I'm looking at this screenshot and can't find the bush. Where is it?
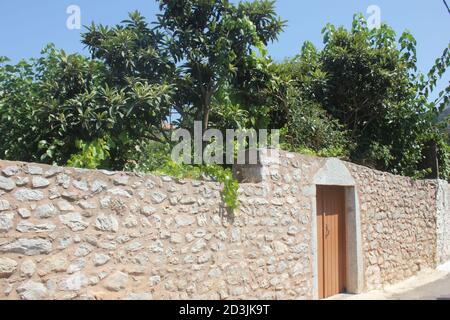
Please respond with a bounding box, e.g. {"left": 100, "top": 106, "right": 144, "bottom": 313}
{"left": 0, "top": 45, "right": 173, "bottom": 168}
{"left": 67, "top": 138, "right": 110, "bottom": 169}
{"left": 280, "top": 93, "right": 350, "bottom": 158}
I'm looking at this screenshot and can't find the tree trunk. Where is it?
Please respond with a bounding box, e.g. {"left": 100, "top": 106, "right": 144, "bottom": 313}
{"left": 203, "top": 106, "right": 210, "bottom": 130}
{"left": 422, "top": 140, "right": 439, "bottom": 179}
{"left": 201, "top": 88, "right": 213, "bottom": 130}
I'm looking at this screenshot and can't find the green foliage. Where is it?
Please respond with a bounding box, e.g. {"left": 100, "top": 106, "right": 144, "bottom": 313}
{"left": 1, "top": 6, "right": 449, "bottom": 184}
{"left": 0, "top": 45, "right": 104, "bottom": 164}
{"left": 277, "top": 14, "right": 450, "bottom": 179}
{"left": 437, "top": 139, "right": 450, "bottom": 179}
{"left": 83, "top": 2, "right": 285, "bottom": 131}
{"left": 267, "top": 44, "right": 350, "bottom": 159}
{"left": 279, "top": 96, "right": 350, "bottom": 158}
{"left": 0, "top": 45, "right": 173, "bottom": 169}
{"left": 125, "top": 140, "right": 239, "bottom": 212}
{"left": 0, "top": 1, "right": 284, "bottom": 210}
{"left": 159, "top": 162, "right": 239, "bottom": 212}
{"left": 203, "top": 164, "right": 239, "bottom": 212}
{"left": 209, "top": 85, "right": 250, "bottom": 130}
{"left": 67, "top": 138, "right": 110, "bottom": 169}
{"left": 124, "top": 140, "right": 171, "bottom": 173}
{"left": 319, "top": 17, "right": 424, "bottom": 172}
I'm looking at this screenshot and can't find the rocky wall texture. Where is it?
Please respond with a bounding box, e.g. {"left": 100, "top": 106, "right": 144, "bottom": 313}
{"left": 258, "top": 150, "right": 439, "bottom": 293}
{"left": 0, "top": 150, "right": 444, "bottom": 299}
{"left": 436, "top": 180, "right": 450, "bottom": 265}
{"left": 346, "top": 163, "right": 438, "bottom": 290}
{"left": 0, "top": 154, "right": 317, "bottom": 300}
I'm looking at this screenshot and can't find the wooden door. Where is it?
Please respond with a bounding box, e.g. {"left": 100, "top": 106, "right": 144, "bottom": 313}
{"left": 317, "top": 185, "right": 346, "bottom": 299}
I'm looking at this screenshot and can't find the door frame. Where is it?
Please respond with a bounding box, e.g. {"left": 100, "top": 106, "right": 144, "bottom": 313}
{"left": 311, "top": 159, "right": 364, "bottom": 299}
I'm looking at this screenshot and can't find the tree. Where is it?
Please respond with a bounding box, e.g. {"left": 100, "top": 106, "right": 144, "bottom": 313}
{"left": 0, "top": 45, "right": 104, "bottom": 164}
{"left": 0, "top": 44, "right": 173, "bottom": 169}
{"left": 82, "top": 1, "right": 285, "bottom": 131}
{"left": 279, "top": 15, "right": 450, "bottom": 178}
{"left": 1, "top": 1, "right": 285, "bottom": 169}
{"left": 274, "top": 42, "right": 350, "bottom": 157}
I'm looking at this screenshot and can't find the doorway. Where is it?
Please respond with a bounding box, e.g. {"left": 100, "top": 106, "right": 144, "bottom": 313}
{"left": 316, "top": 185, "right": 347, "bottom": 299}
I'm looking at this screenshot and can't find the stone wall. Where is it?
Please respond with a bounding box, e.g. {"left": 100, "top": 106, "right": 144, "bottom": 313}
{"left": 0, "top": 155, "right": 316, "bottom": 300}
{"left": 346, "top": 163, "right": 438, "bottom": 290}
{"left": 436, "top": 180, "right": 450, "bottom": 265}
{"left": 250, "top": 151, "right": 439, "bottom": 292}
{"left": 0, "top": 150, "right": 445, "bottom": 299}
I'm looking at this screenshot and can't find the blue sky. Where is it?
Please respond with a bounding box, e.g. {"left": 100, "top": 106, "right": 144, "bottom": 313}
{"left": 1, "top": 0, "right": 449, "bottom": 97}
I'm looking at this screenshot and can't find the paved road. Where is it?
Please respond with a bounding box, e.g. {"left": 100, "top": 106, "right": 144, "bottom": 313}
{"left": 336, "top": 270, "right": 450, "bottom": 300}
{"left": 389, "top": 274, "right": 450, "bottom": 300}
